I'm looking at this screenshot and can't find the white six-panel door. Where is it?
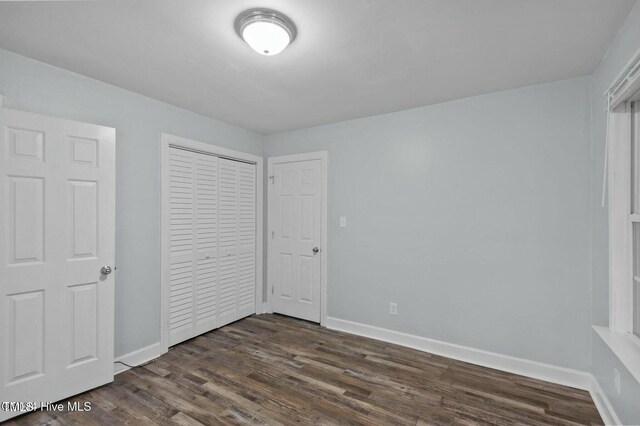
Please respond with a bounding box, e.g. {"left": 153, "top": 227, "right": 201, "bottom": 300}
{"left": 0, "top": 108, "right": 115, "bottom": 421}
{"left": 269, "top": 156, "right": 324, "bottom": 323}
{"left": 167, "top": 147, "right": 256, "bottom": 347}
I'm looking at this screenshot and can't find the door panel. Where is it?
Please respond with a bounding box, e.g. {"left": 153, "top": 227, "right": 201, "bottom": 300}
{"left": 218, "top": 158, "right": 256, "bottom": 325}
{"left": 237, "top": 162, "right": 256, "bottom": 318}
{"left": 0, "top": 108, "right": 115, "bottom": 422}
{"left": 270, "top": 158, "right": 322, "bottom": 322}
{"left": 68, "top": 180, "right": 98, "bottom": 259}
{"left": 193, "top": 153, "right": 218, "bottom": 335}
{"left": 279, "top": 253, "right": 293, "bottom": 298}
{"left": 299, "top": 255, "right": 314, "bottom": 302}
{"left": 167, "top": 148, "right": 196, "bottom": 345}
{"left": 69, "top": 136, "right": 98, "bottom": 166}
{"left": 68, "top": 282, "right": 98, "bottom": 365}
{"left": 6, "top": 291, "right": 44, "bottom": 384}
{"left": 6, "top": 176, "right": 44, "bottom": 265}
{"left": 218, "top": 158, "right": 238, "bottom": 326}
{"left": 6, "top": 127, "right": 44, "bottom": 161}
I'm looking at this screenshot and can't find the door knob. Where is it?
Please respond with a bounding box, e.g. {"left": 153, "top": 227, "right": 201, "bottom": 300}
{"left": 312, "top": 247, "right": 320, "bottom": 254}
{"left": 100, "top": 266, "right": 112, "bottom": 275}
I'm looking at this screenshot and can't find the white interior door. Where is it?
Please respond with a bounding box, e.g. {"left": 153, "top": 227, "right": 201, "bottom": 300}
{"left": 0, "top": 108, "right": 115, "bottom": 421}
{"left": 167, "top": 147, "right": 256, "bottom": 347}
{"left": 269, "top": 155, "right": 324, "bottom": 322}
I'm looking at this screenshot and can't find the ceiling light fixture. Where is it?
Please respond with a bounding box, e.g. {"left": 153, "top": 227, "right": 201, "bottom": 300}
{"left": 235, "top": 9, "right": 296, "bottom": 56}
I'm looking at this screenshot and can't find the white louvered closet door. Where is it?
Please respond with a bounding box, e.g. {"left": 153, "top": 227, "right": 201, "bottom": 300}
{"left": 168, "top": 148, "right": 198, "bottom": 345}
{"left": 218, "top": 158, "right": 256, "bottom": 327}
{"left": 237, "top": 161, "right": 257, "bottom": 318}
{"left": 167, "top": 148, "right": 255, "bottom": 346}
{"left": 193, "top": 153, "right": 219, "bottom": 335}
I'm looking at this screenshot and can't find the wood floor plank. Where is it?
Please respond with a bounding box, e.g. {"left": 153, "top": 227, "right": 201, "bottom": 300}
{"left": 8, "top": 314, "right": 603, "bottom": 426}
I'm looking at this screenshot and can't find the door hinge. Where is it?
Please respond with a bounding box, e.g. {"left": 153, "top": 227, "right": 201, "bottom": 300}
{"left": 271, "top": 286, "right": 274, "bottom": 294}
{"left": 271, "top": 230, "right": 274, "bottom": 239}
{"left": 269, "top": 175, "right": 274, "bottom": 184}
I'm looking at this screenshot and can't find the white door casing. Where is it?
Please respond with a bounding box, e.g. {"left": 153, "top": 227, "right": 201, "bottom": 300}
{"left": 160, "top": 134, "right": 263, "bottom": 353}
{"left": 268, "top": 152, "right": 327, "bottom": 323}
{"left": 0, "top": 108, "right": 115, "bottom": 421}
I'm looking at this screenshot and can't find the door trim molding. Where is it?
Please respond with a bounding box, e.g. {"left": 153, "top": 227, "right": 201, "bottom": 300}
{"left": 159, "top": 133, "right": 264, "bottom": 354}
{"left": 267, "top": 151, "right": 328, "bottom": 325}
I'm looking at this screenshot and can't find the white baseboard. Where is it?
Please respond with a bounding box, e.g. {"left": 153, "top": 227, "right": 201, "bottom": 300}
{"left": 588, "top": 376, "right": 623, "bottom": 425}
{"left": 114, "top": 342, "right": 162, "bottom": 375}
{"left": 325, "top": 316, "right": 626, "bottom": 424}
{"left": 325, "top": 317, "right": 591, "bottom": 389}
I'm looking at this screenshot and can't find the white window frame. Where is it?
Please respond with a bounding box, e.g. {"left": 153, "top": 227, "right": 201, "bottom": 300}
{"left": 595, "top": 49, "right": 640, "bottom": 386}
{"left": 609, "top": 96, "right": 640, "bottom": 344}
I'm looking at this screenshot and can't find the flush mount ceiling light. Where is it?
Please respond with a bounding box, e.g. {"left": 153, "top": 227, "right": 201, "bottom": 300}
{"left": 235, "top": 8, "right": 296, "bottom": 56}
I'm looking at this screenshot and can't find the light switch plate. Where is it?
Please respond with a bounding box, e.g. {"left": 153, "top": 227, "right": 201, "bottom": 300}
{"left": 340, "top": 216, "right": 347, "bottom": 227}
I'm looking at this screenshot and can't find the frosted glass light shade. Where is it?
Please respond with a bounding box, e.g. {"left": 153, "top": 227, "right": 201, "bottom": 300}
{"left": 235, "top": 9, "right": 297, "bottom": 56}
{"left": 242, "top": 21, "right": 291, "bottom": 56}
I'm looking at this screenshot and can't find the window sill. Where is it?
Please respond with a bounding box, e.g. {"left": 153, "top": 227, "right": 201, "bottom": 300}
{"left": 594, "top": 326, "right": 640, "bottom": 384}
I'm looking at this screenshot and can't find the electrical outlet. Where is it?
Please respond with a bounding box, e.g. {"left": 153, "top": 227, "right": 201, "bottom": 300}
{"left": 339, "top": 216, "right": 347, "bottom": 227}
{"left": 389, "top": 302, "right": 398, "bottom": 316}
{"left": 614, "top": 368, "right": 621, "bottom": 395}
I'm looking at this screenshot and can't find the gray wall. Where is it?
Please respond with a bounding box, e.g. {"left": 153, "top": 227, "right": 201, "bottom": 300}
{"left": 0, "top": 48, "right": 264, "bottom": 358}
{"left": 590, "top": 1, "right": 640, "bottom": 423}
{"left": 267, "top": 77, "right": 593, "bottom": 371}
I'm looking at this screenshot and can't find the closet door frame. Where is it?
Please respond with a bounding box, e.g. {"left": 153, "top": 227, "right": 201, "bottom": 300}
{"left": 159, "top": 133, "right": 263, "bottom": 354}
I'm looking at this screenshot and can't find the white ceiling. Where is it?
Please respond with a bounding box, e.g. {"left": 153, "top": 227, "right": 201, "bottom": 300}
{"left": 0, "top": 0, "right": 636, "bottom": 134}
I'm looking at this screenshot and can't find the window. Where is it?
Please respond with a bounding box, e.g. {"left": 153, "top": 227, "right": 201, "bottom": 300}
{"left": 610, "top": 88, "right": 640, "bottom": 345}
{"left": 599, "top": 51, "right": 640, "bottom": 383}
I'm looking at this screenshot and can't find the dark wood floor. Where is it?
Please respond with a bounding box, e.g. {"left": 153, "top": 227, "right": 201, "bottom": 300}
{"left": 7, "top": 314, "right": 602, "bottom": 425}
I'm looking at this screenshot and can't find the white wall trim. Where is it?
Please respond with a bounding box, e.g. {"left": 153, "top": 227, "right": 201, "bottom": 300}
{"left": 325, "top": 317, "right": 628, "bottom": 423}
{"left": 588, "top": 375, "right": 623, "bottom": 426}
{"left": 159, "top": 133, "right": 264, "bottom": 354}
{"left": 114, "top": 343, "right": 162, "bottom": 375}
{"left": 267, "top": 151, "right": 328, "bottom": 326}
{"left": 325, "top": 316, "right": 591, "bottom": 389}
